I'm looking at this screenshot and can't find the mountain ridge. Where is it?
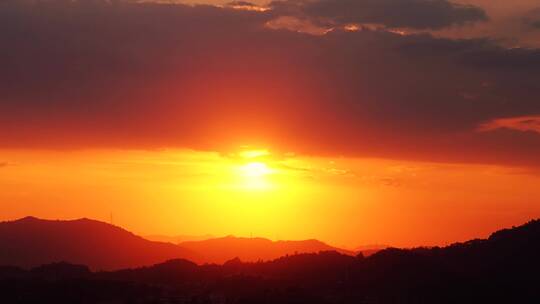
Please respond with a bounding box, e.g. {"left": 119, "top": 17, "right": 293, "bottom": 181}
{"left": 0, "top": 216, "right": 359, "bottom": 269}
{"left": 0, "top": 216, "right": 198, "bottom": 270}
{"left": 2, "top": 218, "right": 539, "bottom": 303}
{"left": 178, "top": 235, "right": 355, "bottom": 264}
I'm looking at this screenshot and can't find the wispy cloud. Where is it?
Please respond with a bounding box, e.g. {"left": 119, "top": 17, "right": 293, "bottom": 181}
{"left": 478, "top": 115, "right": 540, "bottom": 134}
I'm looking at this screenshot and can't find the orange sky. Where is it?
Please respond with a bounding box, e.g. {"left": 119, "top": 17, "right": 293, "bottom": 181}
{"left": 1, "top": 0, "right": 540, "bottom": 249}
{"left": 2, "top": 148, "right": 539, "bottom": 248}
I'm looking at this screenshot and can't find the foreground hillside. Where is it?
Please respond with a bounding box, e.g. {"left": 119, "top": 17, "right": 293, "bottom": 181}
{"left": 0, "top": 219, "right": 539, "bottom": 303}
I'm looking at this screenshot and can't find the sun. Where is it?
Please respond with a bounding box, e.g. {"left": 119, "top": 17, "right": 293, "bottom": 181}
{"left": 240, "top": 162, "right": 272, "bottom": 177}
{"left": 238, "top": 162, "right": 273, "bottom": 190}
{"left": 230, "top": 149, "right": 277, "bottom": 191}
{"left": 233, "top": 151, "right": 276, "bottom": 190}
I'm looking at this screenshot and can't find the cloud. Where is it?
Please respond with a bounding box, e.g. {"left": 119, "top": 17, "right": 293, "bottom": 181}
{"left": 1, "top": 0, "right": 540, "bottom": 166}
{"left": 227, "top": 1, "right": 269, "bottom": 11}
{"left": 424, "top": 1, "right": 540, "bottom": 48}
{"left": 268, "top": 0, "right": 488, "bottom": 30}
{"left": 519, "top": 7, "right": 540, "bottom": 30}
{"left": 228, "top": 0, "right": 258, "bottom": 5}
{"left": 479, "top": 116, "right": 540, "bottom": 134}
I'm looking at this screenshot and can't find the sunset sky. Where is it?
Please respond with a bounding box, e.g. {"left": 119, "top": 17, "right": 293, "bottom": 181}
{"left": 1, "top": 0, "right": 540, "bottom": 248}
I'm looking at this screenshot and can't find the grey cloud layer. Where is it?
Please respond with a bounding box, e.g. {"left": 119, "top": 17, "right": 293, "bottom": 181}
{"left": 268, "top": 0, "right": 488, "bottom": 29}
{"left": 1, "top": 0, "right": 540, "bottom": 165}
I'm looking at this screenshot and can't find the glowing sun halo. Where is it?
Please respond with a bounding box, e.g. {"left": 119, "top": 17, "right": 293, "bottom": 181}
{"left": 234, "top": 158, "right": 275, "bottom": 191}
{"left": 231, "top": 149, "right": 277, "bottom": 191}
{"left": 241, "top": 162, "right": 272, "bottom": 177}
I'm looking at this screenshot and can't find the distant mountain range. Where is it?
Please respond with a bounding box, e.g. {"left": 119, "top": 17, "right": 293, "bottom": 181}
{"left": 145, "top": 234, "right": 215, "bottom": 244}
{"left": 1, "top": 219, "right": 539, "bottom": 303}
{"left": 178, "top": 235, "right": 355, "bottom": 264}
{"left": 0, "top": 217, "right": 362, "bottom": 269}
{"left": 0, "top": 216, "right": 198, "bottom": 270}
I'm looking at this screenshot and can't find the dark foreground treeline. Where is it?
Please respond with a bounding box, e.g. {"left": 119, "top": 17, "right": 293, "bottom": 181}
{"left": 2, "top": 219, "right": 540, "bottom": 304}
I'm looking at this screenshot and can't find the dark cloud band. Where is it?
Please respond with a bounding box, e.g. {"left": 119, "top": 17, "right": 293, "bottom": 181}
{"left": 268, "top": 0, "right": 488, "bottom": 30}
{"left": 0, "top": 0, "right": 539, "bottom": 166}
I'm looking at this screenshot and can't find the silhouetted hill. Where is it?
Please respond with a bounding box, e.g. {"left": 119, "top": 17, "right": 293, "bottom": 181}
{"left": 354, "top": 244, "right": 389, "bottom": 257}
{"left": 178, "top": 235, "right": 355, "bottom": 264}
{"left": 346, "top": 219, "right": 540, "bottom": 303}
{"left": 0, "top": 217, "right": 199, "bottom": 270}
{"left": 1, "top": 219, "right": 540, "bottom": 303}
{"left": 0, "top": 217, "right": 357, "bottom": 270}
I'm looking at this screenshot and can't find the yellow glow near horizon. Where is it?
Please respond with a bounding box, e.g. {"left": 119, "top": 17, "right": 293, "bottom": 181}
{"left": 240, "top": 162, "right": 272, "bottom": 177}
{"left": 2, "top": 148, "right": 540, "bottom": 248}
{"left": 239, "top": 149, "right": 270, "bottom": 159}
{"left": 236, "top": 161, "right": 274, "bottom": 191}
